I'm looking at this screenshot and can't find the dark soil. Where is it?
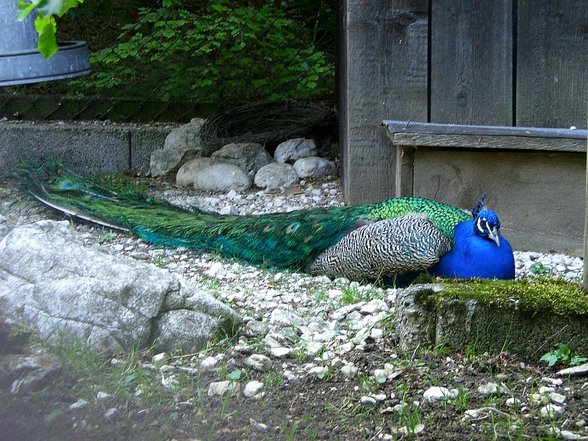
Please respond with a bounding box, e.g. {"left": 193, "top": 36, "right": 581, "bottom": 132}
{"left": 1, "top": 336, "right": 587, "bottom": 441}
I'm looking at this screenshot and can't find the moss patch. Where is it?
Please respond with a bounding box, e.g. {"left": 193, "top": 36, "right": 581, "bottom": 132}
{"left": 435, "top": 277, "right": 588, "bottom": 317}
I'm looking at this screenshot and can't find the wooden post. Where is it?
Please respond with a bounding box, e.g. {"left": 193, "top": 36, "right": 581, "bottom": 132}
{"left": 339, "top": 0, "right": 428, "bottom": 204}
{"left": 582, "top": 113, "right": 588, "bottom": 291}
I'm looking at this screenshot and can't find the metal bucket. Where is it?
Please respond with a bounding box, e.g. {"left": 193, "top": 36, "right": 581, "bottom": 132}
{"left": 0, "top": 0, "right": 90, "bottom": 86}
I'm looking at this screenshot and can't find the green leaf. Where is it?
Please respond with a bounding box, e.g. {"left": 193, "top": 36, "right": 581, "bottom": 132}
{"left": 17, "top": 0, "right": 41, "bottom": 21}
{"left": 227, "top": 369, "right": 242, "bottom": 381}
{"left": 571, "top": 356, "right": 588, "bottom": 366}
{"left": 35, "top": 16, "right": 59, "bottom": 59}
{"left": 540, "top": 352, "right": 559, "bottom": 367}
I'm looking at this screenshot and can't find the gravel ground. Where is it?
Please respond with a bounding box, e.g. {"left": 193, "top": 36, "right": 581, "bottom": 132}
{"left": 1, "top": 177, "right": 587, "bottom": 441}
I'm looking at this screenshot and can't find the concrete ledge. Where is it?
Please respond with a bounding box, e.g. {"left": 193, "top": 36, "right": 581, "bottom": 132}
{"left": 0, "top": 121, "right": 173, "bottom": 174}
{"left": 396, "top": 283, "right": 588, "bottom": 360}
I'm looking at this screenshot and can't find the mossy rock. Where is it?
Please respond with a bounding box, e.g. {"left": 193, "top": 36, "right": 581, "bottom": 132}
{"left": 395, "top": 278, "right": 588, "bottom": 360}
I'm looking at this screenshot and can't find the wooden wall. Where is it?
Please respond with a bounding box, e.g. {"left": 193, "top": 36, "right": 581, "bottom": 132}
{"left": 340, "top": 0, "right": 587, "bottom": 203}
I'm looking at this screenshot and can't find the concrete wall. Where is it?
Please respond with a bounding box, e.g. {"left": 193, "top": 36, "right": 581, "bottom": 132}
{"left": 413, "top": 149, "right": 585, "bottom": 256}
{"left": 0, "top": 121, "right": 172, "bottom": 174}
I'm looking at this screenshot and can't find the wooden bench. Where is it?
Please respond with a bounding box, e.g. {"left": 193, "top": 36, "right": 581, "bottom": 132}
{"left": 383, "top": 120, "right": 587, "bottom": 255}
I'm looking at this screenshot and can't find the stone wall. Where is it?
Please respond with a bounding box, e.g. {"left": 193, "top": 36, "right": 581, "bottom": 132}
{"left": 0, "top": 121, "right": 172, "bottom": 174}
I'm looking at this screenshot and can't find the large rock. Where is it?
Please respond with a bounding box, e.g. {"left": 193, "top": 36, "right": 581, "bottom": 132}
{"left": 293, "top": 156, "right": 336, "bottom": 179}
{"left": 211, "top": 142, "right": 273, "bottom": 177}
{"left": 193, "top": 163, "right": 251, "bottom": 192}
{"left": 176, "top": 157, "right": 213, "bottom": 186}
{"left": 0, "top": 220, "right": 240, "bottom": 353}
{"left": 274, "top": 138, "right": 317, "bottom": 163}
{"left": 150, "top": 118, "right": 208, "bottom": 177}
{"left": 254, "top": 163, "right": 299, "bottom": 190}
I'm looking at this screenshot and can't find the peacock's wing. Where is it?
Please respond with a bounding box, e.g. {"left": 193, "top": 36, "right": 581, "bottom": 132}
{"left": 307, "top": 214, "right": 452, "bottom": 281}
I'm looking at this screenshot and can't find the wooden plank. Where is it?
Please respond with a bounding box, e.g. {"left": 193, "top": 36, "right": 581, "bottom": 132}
{"left": 517, "top": 0, "right": 588, "bottom": 128}
{"left": 395, "top": 146, "right": 415, "bottom": 197}
{"left": 413, "top": 149, "right": 585, "bottom": 255}
{"left": 430, "top": 0, "right": 513, "bottom": 125}
{"left": 340, "top": 0, "right": 428, "bottom": 203}
{"left": 383, "top": 120, "right": 587, "bottom": 139}
{"left": 392, "top": 133, "right": 586, "bottom": 152}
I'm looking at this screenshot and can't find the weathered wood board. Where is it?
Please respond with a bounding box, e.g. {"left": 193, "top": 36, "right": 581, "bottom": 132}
{"left": 430, "top": 0, "right": 513, "bottom": 124}
{"left": 339, "top": 0, "right": 428, "bottom": 203}
{"left": 412, "top": 149, "right": 585, "bottom": 255}
{"left": 516, "top": 0, "right": 588, "bottom": 128}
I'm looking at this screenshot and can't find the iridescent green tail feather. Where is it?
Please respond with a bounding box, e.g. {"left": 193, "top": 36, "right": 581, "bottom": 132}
{"left": 17, "top": 164, "right": 472, "bottom": 271}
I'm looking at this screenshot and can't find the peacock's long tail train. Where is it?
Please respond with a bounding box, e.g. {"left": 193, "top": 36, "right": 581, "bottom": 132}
{"left": 17, "top": 163, "right": 472, "bottom": 272}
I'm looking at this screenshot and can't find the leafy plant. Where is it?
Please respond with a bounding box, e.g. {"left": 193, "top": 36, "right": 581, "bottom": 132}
{"left": 540, "top": 343, "right": 587, "bottom": 367}
{"left": 70, "top": 0, "right": 334, "bottom": 103}
{"left": 529, "top": 262, "right": 554, "bottom": 276}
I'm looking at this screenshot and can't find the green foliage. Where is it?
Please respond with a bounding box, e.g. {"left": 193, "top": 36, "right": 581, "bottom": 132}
{"left": 528, "top": 262, "right": 554, "bottom": 276}
{"left": 540, "top": 343, "right": 588, "bottom": 367}
{"left": 18, "top": 0, "right": 85, "bottom": 58}
{"left": 71, "top": 0, "right": 335, "bottom": 103}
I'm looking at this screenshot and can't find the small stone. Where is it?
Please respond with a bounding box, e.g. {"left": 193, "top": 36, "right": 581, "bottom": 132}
{"left": 305, "top": 341, "right": 325, "bottom": 356}
{"left": 269, "top": 308, "right": 304, "bottom": 327}
{"left": 243, "top": 381, "right": 264, "bottom": 398}
{"left": 104, "top": 407, "right": 120, "bottom": 421}
{"left": 539, "top": 386, "right": 556, "bottom": 394}
{"left": 550, "top": 392, "right": 567, "bottom": 404}
{"left": 373, "top": 393, "right": 387, "bottom": 401}
{"left": 250, "top": 418, "right": 268, "bottom": 432}
{"left": 151, "top": 352, "right": 168, "bottom": 364}
{"left": 245, "top": 320, "right": 270, "bottom": 337}
{"left": 69, "top": 399, "right": 89, "bottom": 410}
{"left": 340, "top": 365, "right": 358, "bottom": 379}
{"left": 477, "top": 382, "right": 502, "bottom": 396}
{"left": 542, "top": 377, "right": 563, "bottom": 386}
{"left": 308, "top": 366, "right": 329, "bottom": 378}
{"left": 505, "top": 397, "right": 520, "bottom": 407}
{"left": 207, "top": 381, "right": 240, "bottom": 397}
{"left": 200, "top": 356, "right": 218, "bottom": 371}
{"left": 338, "top": 342, "right": 354, "bottom": 354}
{"left": 360, "top": 396, "right": 377, "bottom": 405}
{"left": 540, "top": 404, "right": 564, "bottom": 419}
{"left": 245, "top": 354, "right": 272, "bottom": 372}
{"left": 96, "top": 391, "right": 114, "bottom": 405}
{"left": 398, "top": 424, "right": 424, "bottom": 436}
{"left": 423, "top": 386, "right": 458, "bottom": 403}
{"left": 557, "top": 363, "right": 588, "bottom": 377}
{"left": 370, "top": 328, "right": 384, "bottom": 339}
{"left": 559, "top": 430, "right": 588, "bottom": 440}
{"left": 270, "top": 347, "right": 291, "bottom": 358}
{"left": 530, "top": 393, "right": 549, "bottom": 405}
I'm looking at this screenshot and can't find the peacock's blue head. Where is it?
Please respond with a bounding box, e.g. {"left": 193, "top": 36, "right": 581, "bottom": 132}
{"left": 474, "top": 209, "right": 501, "bottom": 246}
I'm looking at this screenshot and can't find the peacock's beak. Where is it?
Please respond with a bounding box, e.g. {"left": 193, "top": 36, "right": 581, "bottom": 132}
{"left": 489, "top": 227, "right": 500, "bottom": 247}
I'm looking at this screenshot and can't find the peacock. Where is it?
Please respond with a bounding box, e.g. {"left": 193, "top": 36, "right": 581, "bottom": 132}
{"left": 16, "top": 163, "right": 515, "bottom": 283}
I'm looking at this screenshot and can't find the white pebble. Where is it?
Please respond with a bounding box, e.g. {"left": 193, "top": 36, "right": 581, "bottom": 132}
{"left": 243, "top": 381, "right": 264, "bottom": 398}
{"left": 423, "top": 386, "right": 458, "bottom": 403}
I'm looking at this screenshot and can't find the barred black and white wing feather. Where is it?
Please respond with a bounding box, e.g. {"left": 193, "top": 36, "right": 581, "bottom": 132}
{"left": 307, "top": 214, "right": 451, "bottom": 280}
